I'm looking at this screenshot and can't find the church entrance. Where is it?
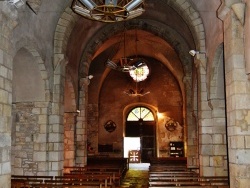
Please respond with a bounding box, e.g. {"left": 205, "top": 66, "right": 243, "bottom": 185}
{"left": 125, "top": 107, "right": 156, "bottom": 163}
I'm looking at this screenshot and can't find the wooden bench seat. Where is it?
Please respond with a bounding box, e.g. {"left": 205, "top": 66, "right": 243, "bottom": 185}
{"left": 149, "top": 166, "right": 188, "bottom": 172}
{"left": 148, "top": 180, "right": 229, "bottom": 187}
{"left": 64, "top": 171, "right": 117, "bottom": 185}
{"left": 55, "top": 174, "right": 114, "bottom": 187}
{"left": 148, "top": 158, "right": 228, "bottom": 188}
{"left": 148, "top": 171, "right": 199, "bottom": 177}
{"left": 44, "top": 179, "right": 107, "bottom": 187}
{"left": 64, "top": 166, "right": 124, "bottom": 185}
{"left": 148, "top": 176, "right": 229, "bottom": 187}
{"left": 11, "top": 174, "right": 112, "bottom": 188}
{"left": 11, "top": 179, "right": 43, "bottom": 188}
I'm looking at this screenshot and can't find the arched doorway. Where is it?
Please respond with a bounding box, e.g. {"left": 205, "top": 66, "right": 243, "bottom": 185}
{"left": 125, "top": 106, "right": 156, "bottom": 163}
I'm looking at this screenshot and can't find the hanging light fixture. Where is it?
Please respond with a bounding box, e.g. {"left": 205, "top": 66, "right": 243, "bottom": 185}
{"left": 71, "top": 0, "right": 145, "bottom": 22}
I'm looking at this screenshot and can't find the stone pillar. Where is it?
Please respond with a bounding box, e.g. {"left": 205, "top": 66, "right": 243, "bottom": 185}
{"left": 0, "top": 2, "right": 17, "bottom": 187}
{"left": 75, "top": 76, "right": 88, "bottom": 166}
{"left": 210, "top": 99, "right": 228, "bottom": 176}
{"left": 47, "top": 57, "right": 67, "bottom": 176}
{"left": 87, "top": 103, "right": 99, "bottom": 155}
{"left": 64, "top": 112, "right": 77, "bottom": 167}
{"left": 186, "top": 76, "right": 199, "bottom": 167}
{"left": 221, "top": 5, "right": 250, "bottom": 187}
{"left": 195, "top": 57, "right": 214, "bottom": 176}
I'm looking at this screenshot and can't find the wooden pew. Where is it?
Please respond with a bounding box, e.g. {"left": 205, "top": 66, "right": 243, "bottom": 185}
{"left": 11, "top": 175, "right": 54, "bottom": 188}
{"left": 149, "top": 171, "right": 198, "bottom": 176}
{"left": 64, "top": 165, "right": 125, "bottom": 185}
{"left": 55, "top": 174, "right": 114, "bottom": 187}
{"left": 44, "top": 179, "right": 108, "bottom": 188}
{"left": 149, "top": 157, "right": 187, "bottom": 166}
{"left": 11, "top": 174, "right": 112, "bottom": 188}
{"left": 148, "top": 157, "right": 228, "bottom": 188}
{"left": 64, "top": 171, "right": 115, "bottom": 185}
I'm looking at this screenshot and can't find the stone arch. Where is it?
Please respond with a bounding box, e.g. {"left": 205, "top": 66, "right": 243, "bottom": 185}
{"left": 54, "top": 1, "right": 206, "bottom": 72}
{"left": 168, "top": 0, "right": 206, "bottom": 50}
{"left": 13, "top": 40, "right": 50, "bottom": 100}
{"left": 53, "top": 7, "right": 79, "bottom": 61}
{"left": 123, "top": 103, "right": 158, "bottom": 122}
{"left": 11, "top": 45, "right": 51, "bottom": 175}
{"left": 53, "top": 0, "right": 207, "bottom": 166}
{"left": 12, "top": 47, "right": 48, "bottom": 102}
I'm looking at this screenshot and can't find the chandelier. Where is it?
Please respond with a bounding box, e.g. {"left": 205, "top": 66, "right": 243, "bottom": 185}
{"left": 71, "top": 0, "right": 145, "bottom": 22}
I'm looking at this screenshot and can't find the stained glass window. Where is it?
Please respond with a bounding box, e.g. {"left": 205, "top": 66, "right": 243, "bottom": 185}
{"left": 127, "top": 107, "right": 154, "bottom": 121}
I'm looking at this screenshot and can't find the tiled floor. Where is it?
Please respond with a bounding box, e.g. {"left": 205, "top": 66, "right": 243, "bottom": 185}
{"left": 120, "top": 163, "right": 149, "bottom": 188}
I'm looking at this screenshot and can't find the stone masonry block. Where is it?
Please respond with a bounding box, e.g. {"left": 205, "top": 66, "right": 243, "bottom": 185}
{"left": 37, "top": 162, "right": 47, "bottom": 172}
{"left": 213, "top": 134, "right": 223, "bottom": 144}
{"left": 2, "top": 162, "right": 11, "bottom": 174}
{"left": 48, "top": 133, "right": 61, "bottom": 142}
{"left": 214, "top": 145, "right": 227, "bottom": 156}
{"left": 201, "top": 118, "right": 213, "bottom": 127}
{"left": 49, "top": 152, "right": 61, "bottom": 161}
{"left": 33, "top": 152, "right": 46, "bottom": 162}
{"left": 214, "top": 167, "right": 228, "bottom": 176}
{"left": 61, "top": 12, "right": 73, "bottom": 21}
{"left": 201, "top": 134, "right": 212, "bottom": 144}
{"left": 0, "top": 133, "right": 10, "bottom": 147}
{"left": 38, "top": 115, "right": 47, "bottom": 124}
{"left": 200, "top": 155, "right": 210, "bottom": 166}
{"left": 65, "top": 151, "right": 74, "bottom": 159}
{"left": 40, "top": 124, "right": 47, "bottom": 134}
{"left": 200, "top": 126, "right": 213, "bottom": 134}
{"left": 236, "top": 149, "right": 250, "bottom": 164}
{"left": 210, "top": 156, "right": 224, "bottom": 167}
{"left": 53, "top": 143, "right": 63, "bottom": 151}
{"left": 213, "top": 118, "right": 226, "bottom": 126}
{"left": 200, "top": 145, "right": 213, "bottom": 155}
{"left": 245, "top": 136, "right": 250, "bottom": 148}
{"left": 203, "top": 166, "right": 215, "bottom": 176}
{"left": 58, "top": 18, "right": 70, "bottom": 27}
{"left": 34, "top": 133, "right": 46, "bottom": 143}
{"left": 49, "top": 115, "right": 60, "bottom": 124}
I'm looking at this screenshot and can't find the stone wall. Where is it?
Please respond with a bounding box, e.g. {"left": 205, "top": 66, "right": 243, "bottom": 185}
{"left": 0, "top": 2, "right": 17, "bottom": 187}
{"left": 11, "top": 102, "right": 50, "bottom": 175}
{"left": 223, "top": 7, "right": 250, "bottom": 187}
{"left": 158, "top": 117, "right": 183, "bottom": 157}
{"left": 64, "top": 113, "right": 77, "bottom": 167}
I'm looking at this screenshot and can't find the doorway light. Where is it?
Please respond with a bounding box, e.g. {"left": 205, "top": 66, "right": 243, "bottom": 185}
{"left": 71, "top": 0, "right": 145, "bottom": 22}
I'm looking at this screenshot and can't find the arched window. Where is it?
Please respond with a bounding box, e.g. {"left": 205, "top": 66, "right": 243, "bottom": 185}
{"left": 127, "top": 107, "right": 154, "bottom": 121}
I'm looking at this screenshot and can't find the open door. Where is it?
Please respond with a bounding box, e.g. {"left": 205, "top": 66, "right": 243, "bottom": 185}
{"left": 125, "top": 107, "right": 156, "bottom": 163}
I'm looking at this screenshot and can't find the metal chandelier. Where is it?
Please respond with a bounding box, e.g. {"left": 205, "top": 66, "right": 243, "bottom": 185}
{"left": 71, "top": 0, "right": 145, "bottom": 22}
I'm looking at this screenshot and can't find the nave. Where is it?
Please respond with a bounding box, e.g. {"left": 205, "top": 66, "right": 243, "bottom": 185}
{"left": 11, "top": 158, "right": 229, "bottom": 188}
{"left": 120, "top": 163, "right": 149, "bottom": 188}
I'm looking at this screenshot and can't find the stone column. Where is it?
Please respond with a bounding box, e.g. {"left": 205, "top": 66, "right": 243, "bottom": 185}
{"left": 75, "top": 76, "right": 89, "bottom": 166}
{"left": 221, "top": 5, "right": 250, "bottom": 187}
{"left": 64, "top": 112, "right": 77, "bottom": 167}
{"left": 47, "top": 57, "right": 67, "bottom": 176}
{"left": 195, "top": 56, "right": 215, "bottom": 176}
{"left": 209, "top": 99, "right": 228, "bottom": 176}
{"left": 0, "top": 2, "right": 17, "bottom": 187}
{"left": 186, "top": 76, "right": 199, "bottom": 167}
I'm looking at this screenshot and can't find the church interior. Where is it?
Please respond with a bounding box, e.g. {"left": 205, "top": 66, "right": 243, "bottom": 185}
{"left": 1, "top": 0, "right": 250, "bottom": 187}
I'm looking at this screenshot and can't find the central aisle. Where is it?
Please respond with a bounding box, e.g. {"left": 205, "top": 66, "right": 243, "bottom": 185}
{"left": 120, "top": 163, "right": 149, "bottom": 188}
